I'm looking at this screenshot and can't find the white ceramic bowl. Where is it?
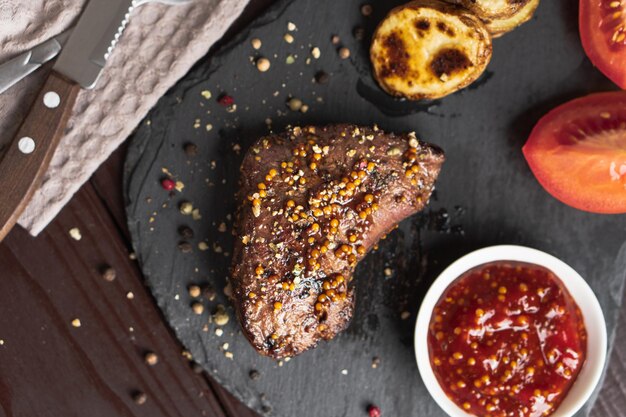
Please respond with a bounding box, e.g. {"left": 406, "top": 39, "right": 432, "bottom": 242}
{"left": 415, "top": 245, "right": 607, "bottom": 417}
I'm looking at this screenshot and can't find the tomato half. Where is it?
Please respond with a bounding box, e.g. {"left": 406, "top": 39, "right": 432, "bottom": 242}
{"left": 523, "top": 92, "right": 626, "bottom": 214}
{"left": 580, "top": 0, "right": 626, "bottom": 88}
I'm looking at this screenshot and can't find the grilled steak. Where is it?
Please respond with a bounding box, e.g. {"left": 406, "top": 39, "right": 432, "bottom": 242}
{"left": 231, "top": 125, "right": 444, "bottom": 358}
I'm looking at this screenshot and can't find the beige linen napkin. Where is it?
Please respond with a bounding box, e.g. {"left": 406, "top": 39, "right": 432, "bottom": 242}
{"left": 0, "top": 0, "right": 249, "bottom": 235}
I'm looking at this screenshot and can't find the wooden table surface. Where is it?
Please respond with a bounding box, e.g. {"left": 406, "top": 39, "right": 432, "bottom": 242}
{"left": 1, "top": 2, "right": 625, "bottom": 416}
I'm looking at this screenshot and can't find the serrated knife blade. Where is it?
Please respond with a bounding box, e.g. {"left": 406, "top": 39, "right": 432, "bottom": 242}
{"left": 54, "top": 0, "right": 135, "bottom": 88}
{"left": 0, "top": 0, "right": 140, "bottom": 241}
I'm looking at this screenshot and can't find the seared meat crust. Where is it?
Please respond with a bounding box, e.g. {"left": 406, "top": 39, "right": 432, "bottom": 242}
{"left": 231, "top": 125, "right": 444, "bottom": 358}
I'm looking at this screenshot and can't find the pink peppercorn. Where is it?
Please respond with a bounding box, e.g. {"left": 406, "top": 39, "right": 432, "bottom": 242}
{"left": 367, "top": 405, "right": 381, "bottom": 417}
{"left": 218, "top": 94, "right": 234, "bottom": 107}
{"left": 161, "top": 178, "right": 175, "bottom": 191}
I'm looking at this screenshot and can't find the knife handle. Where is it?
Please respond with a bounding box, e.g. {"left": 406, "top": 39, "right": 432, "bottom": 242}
{"left": 0, "top": 71, "right": 80, "bottom": 241}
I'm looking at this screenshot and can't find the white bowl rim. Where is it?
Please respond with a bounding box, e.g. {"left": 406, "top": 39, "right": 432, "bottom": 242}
{"left": 414, "top": 245, "right": 607, "bottom": 417}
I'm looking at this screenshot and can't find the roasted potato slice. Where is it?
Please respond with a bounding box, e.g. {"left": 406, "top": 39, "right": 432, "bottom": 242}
{"left": 370, "top": 0, "right": 492, "bottom": 100}
{"left": 482, "top": 0, "right": 540, "bottom": 37}
{"left": 448, "top": 0, "right": 531, "bottom": 20}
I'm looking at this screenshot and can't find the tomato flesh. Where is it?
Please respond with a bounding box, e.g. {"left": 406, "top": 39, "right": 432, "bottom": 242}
{"left": 580, "top": 0, "right": 626, "bottom": 88}
{"left": 523, "top": 92, "right": 626, "bottom": 214}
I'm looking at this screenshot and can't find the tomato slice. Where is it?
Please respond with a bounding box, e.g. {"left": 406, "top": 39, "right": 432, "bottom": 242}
{"left": 523, "top": 92, "right": 626, "bottom": 214}
{"left": 580, "top": 0, "right": 626, "bottom": 88}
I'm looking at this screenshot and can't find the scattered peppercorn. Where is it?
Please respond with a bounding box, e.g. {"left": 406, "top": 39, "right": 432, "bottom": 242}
{"left": 178, "top": 242, "right": 193, "bottom": 253}
{"left": 191, "top": 301, "right": 204, "bottom": 315}
{"left": 256, "top": 57, "right": 271, "bottom": 72}
{"left": 183, "top": 143, "right": 198, "bottom": 157}
{"left": 287, "top": 98, "right": 303, "bottom": 112}
{"left": 132, "top": 391, "right": 147, "bottom": 405}
{"left": 353, "top": 26, "right": 365, "bottom": 41}
{"left": 315, "top": 71, "right": 330, "bottom": 84}
{"left": 101, "top": 265, "right": 116, "bottom": 282}
{"left": 251, "top": 38, "right": 262, "bottom": 49}
{"left": 361, "top": 4, "right": 373, "bottom": 16}
{"left": 178, "top": 226, "right": 194, "bottom": 239}
{"left": 161, "top": 178, "right": 176, "bottom": 191}
{"left": 188, "top": 285, "right": 201, "bottom": 298}
{"left": 249, "top": 369, "right": 261, "bottom": 380}
{"left": 367, "top": 404, "right": 381, "bottom": 417}
{"left": 204, "top": 286, "right": 217, "bottom": 301}
{"left": 144, "top": 351, "right": 158, "bottom": 366}
{"left": 338, "top": 47, "right": 351, "bottom": 59}
{"left": 331, "top": 34, "right": 340, "bottom": 44}
{"left": 217, "top": 94, "right": 234, "bottom": 107}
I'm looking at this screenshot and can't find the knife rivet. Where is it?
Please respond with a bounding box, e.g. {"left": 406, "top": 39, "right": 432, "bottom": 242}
{"left": 18, "top": 137, "right": 36, "bottom": 154}
{"left": 43, "top": 91, "right": 60, "bottom": 109}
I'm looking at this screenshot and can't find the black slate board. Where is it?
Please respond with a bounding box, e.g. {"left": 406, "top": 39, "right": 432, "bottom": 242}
{"left": 124, "top": 1, "right": 626, "bottom": 416}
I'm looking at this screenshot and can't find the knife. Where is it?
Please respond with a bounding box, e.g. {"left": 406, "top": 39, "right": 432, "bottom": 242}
{"left": 0, "top": 0, "right": 137, "bottom": 241}
{"left": 0, "top": 30, "right": 72, "bottom": 95}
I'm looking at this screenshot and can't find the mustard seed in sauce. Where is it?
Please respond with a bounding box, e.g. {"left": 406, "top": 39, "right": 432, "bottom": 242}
{"left": 428, "top": 262, "right": 587, "bottom": 417}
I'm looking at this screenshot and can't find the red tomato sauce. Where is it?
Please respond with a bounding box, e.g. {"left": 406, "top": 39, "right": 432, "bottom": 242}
{"left": 428, "top": 262, "right": 587, "bottom": 417}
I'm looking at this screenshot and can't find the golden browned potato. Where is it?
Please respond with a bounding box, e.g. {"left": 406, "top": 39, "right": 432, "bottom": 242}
{"left": 482, "top": 0, "right": 540, "bottom": 37}
{"left": 448, "top": 0, "right": 530, "bottom": 20}
{"left": 370, "top": 0, "right": 492, "bottom": 100}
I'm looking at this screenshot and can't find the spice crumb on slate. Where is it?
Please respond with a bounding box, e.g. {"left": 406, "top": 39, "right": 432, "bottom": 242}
{"left": 101, "top": 266, "right": 116, "bottom": 282}
{"left": 287, "top": 21, "right": 296, "bottom": 31}
{"left": 251, "top": 38, "right": 262, "bottom": 49}
{"left": 188, "top": 285, "right": 201, "bottom": 298}
{"left": 198, "top": 241, "right": 209, "bottom": 251}
{"left": 256, "top": 57, "right": 271, "bottom": 72}
{"left": 178, "top": 242, "right": 193, "bottom": 253}
{"left": 205, "top": 123, "right": 213, "bottom": 132}
{"left": 371, "top": 356, "right": 381, "bottom": 369}
{"left": 225, "top": 351, "right": 234, "bottom": 360}
{"left": 311, "top": 47, "right": 321, "bottom": 59}
{"left": 213, "top": 305, "right": 229, "bottom": 326}
{"left": 339, "top": 47, "right": 351, "bottom": 59}
{"left": 285, "top": 55, "right": 295, "bottom": 65}
{"left": 71, "top": 318, "right": 81, "bottom": 328}
{"left": 384, "top": 267, "right": 393, "bottom": 277}
{"left": 192, "top": 209, "right": 202, "bottom": 220}
{"left": 69, "top": 227, "right": 82, "bottom": 241}
{"left": 178, "top": 226, "right": 194, "bottom": 239}
{"left": 331, "top": 34, "right": 340, "bottom": 44}
{"left": 367, "top": 404, "right": 381, "bottom": 417}
{"left": 249, "top": 369, "right": 261, "bottom": 380}
{"left": 179, "top": 201, "right": 193, "bottom": 215}
{"left": 400, "top": 311, "right": 411, "bottom": 320}
{"left": 144, "top": 351, "right": 158, "bottom": 366}
{"left": 132, "top": 391, "right": 147, "bottom": 405}
{"left": 183, "top": 143, "right": 198, "bottom": 157}
{"left": 215, "top": 328, "right": 223, "bottom": 336}
{"left": 175, "top": 181, "right": 184, "bottom": 192}
{"left": 341, "top": 369, "right": 349, "bottom": 375}
{"left": 283, "top": 33, "right": 294, "bottom": 44}
{"left": 361, "top": 4, "right": 373, "bottom": 16}
{"left": 200, "top": 90, "right": 212, "bottom": 99}
{"left": 191, "top": 302, "right": 204, "bottom": 315}
{"left": 218, "top": 222, "right": 227, "bottom": 232}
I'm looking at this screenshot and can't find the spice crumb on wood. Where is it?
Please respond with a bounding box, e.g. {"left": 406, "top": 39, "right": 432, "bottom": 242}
{"left": 132, "top": 391, "right": 147, "bottom": 405}
{"left": 100, "top": 266, "right": 116, "bottom": 281}
{"left": 71, "top": 318, "right": 81, "bottom": 328}
{"left": 68, "top": 228, "right": 82, "bottom": 241}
